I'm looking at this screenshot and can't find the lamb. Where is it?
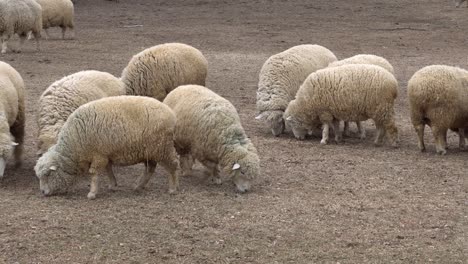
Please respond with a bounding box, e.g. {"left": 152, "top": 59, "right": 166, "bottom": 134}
{"left": 0, "top": 0, "right": 42, "bottom": 54}
{"left": 35, "top": 0, "right": 75, "bottom": 39}
{"left": 255, "top": 44, "right": 337, "bottom": 136}
{"left": 34, "top": 96, "right": 180, "bottom": 199}
{"left": 327, "top": 54, "right": 395, "bottom": 139}
{"left": 284, "top": 64, "right": 399, "bottom": 147}
{"left": 407, "top": 65, "right": 468, "bottom": 155}
{"left": 0, "top": 61, "right": 25, "bottom": 178}
{"left": 121, "top": 43, "right": 208, "bottom": 101}
{"left": 36, "top": 70, "right": 125, "bottom": 156}
{"left": 163, "top": 85, "right": 260, "bottom": 193}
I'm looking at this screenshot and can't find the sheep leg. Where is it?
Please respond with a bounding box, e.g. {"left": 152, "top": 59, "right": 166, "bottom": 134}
{"left": 160, "top": 149, "right": 180, "bottom": 194}
{"left": 10, "top": 109, "right": 25, "bottom": 168}
{"left": 374, "top": 124, "right": 385, "bottom": 146}
{"left": 458, "top": 128, "right": 465, "bottom": 150}
{"left": 106, "top": 164, "right": 117, "bottom": 191}
{"left": 69, "top": 27, "right": 75, "bottom": 40}
{"left": 32, "top": 31, "right": 41, "bottom": 51}
{"left": 320, "top": 123, "right": 330, "bottom": 145}
{"left": 1, "top": 35, "right": 9, "bottom": 54}
{"left": 343, "top": 121, "right": 350, "bottom": 137}
{"left": 333, "top": 119, "right": 343, "bottom": 143}
{"left": 88, "top": 173, "right": 100, "bottom": 200}
{"left": 180, "top": 154, "right": 194, "bottom": 177}
{"left": 43, "top": 29, "right": 50, "bottom": 40}
{"left": 432, "top": 126, "right": 447, "bottom": 155}
{"left": 13, "top": 34, "right": 27, "bottom": 53}
{"left": 87, "top": 157, "right": 109, "bottom": 199}
{"left": 414, "top": 124, "right": 426, "bottom": 152}
{"left": 357, "top": 122, "right": 366, "bottom": 139}
{"left": 134, "top": 160, "right": 156, "bottom": 191}
{"left": 61, "top": 26, "right": 66, "bottom": 40}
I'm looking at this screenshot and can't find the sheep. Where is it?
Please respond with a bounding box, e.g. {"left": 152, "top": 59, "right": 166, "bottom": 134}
{"left": 163, "top": 85, "right": 260, "bottom": 193}
{"left": 121, "top": 43, "right": 208, "bottom": 101}
{"left": 456, "top": 0, "right": 466, "bottom": 7}
{"left": 255, "top": 44, "right": 337, "bottom": 136}
{"left": 34, "top": 96, "right": 180, "bottom": 199}
{"left": 284, "top": 64, "right": 398, "bottom": 147}
{"left": 35, "top": 0, "right": 75, "bottom": 39}
{"left": 36, "top": 70, "right": 125, "bottom": 156}
{"left": 0, "top": 61, "right": 25, "bottom": 178}
{"left": 408, "top": 65, "right": 468, "bottom": 155}
{"left": 0, "top": 0, "right": 42, "bottom": 54}
{"left": 327, "top": 54, "right": 395, "bottom": 139}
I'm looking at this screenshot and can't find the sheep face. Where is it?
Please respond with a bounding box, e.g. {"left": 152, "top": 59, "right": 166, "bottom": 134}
{"left": 256, "top": 110, "right": 285, "bottom": 136}
{"left": 284, "top": 115, "right": 310, "bottom": 140}
{"left": 34, "top": 148, "right": 75, "bottom": 196}
{"left": 0, "top": 133, "right": 16, "bottom": 178}
{"left": 228, "top": 152, "right": 259, "bottom": 193}
{"left": 37, "top": 134, "right": 55, "bottom": 157}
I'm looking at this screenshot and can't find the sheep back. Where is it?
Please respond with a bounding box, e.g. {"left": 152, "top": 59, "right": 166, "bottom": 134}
{"left": 328, "top": 54, "right": 394, "bottom": 74}
{"left": 121, "top": 43, "right": 208, "bottom": 101}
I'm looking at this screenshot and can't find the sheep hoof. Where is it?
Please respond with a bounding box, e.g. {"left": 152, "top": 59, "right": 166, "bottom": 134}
{"left": 87, "top": 192, "right": 97, "bottom": 200}
{"left": 168, "top": 188, "right": 177, "bottom": 195}
{"left": 437, "top": 149, "right": 447, "bottom": 155}
{"left": 320, "top": 139, "right": 328, "bottom": 145}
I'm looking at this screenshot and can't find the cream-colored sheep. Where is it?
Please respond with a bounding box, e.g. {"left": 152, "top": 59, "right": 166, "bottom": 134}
{"left": 408, "top": 65, "right": 468, "bottom": 155}
{"left": 0, "top": 61, "right": 25, "bottom": 177}
{"left": 328, "top": 54, "right": 395, "bottom": 139}
{"left": 163, "top": 85, "right": 259, "bottom": 193}
{"left": 35, "top": 0, "right": 74, "bottom": 39}
{"left": 35, "top": 96, "right": 180, "bottom": 199}
{"left": 36, "top": 70, "right": 125, "bottom": 156}
{"left": 0, "top": 0, "right": 42, "bottom": 54}
{"left": 284, "top": 64, "right": 398, "bottom": 147}
{"left": 255, "top": 44, "right": 337, "bottom": 136}
{"left": 121, "top": 43, "right": 208, "bottom": 101}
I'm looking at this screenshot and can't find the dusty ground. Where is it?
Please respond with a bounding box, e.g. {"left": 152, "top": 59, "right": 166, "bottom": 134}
{"left": 0, "top": 0, "right": 467, "bottom": 263}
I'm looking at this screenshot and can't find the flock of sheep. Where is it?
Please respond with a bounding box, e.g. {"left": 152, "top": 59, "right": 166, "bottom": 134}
{"left": 0, "top": 0, "right": 467, "bottom": 199}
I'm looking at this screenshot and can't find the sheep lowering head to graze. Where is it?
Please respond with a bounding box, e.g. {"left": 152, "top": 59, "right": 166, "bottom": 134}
{"left": 35, "top": 0, "right": 75, "bottom": 39}
{"left": 35, "top": 96, "right": 180, "bottom": 199}
{"left": 408, "top": 65, "right": 468, "bottom": 155}
{"left": 255, "top": 44, "right": 337, "bottom": 136}
{"left": 327, "top": 54, "right": 395, "bottom": 139}
{"left": 36, "top": 70, "right": 125, "bottom": 156}
{"left": 284, "top": 64, "right": 399, "bottom": 147}
{"left": 0, "top": 61, "right": 25, "bottom": 177}
{"left": 0, "top": 0, "right": 42, "bottom": 54}
{"left": 121, "top": 43, "right": 208, "bottom": 101}
{"left": 163, "top": 85, "right": 260, "bottom": 193}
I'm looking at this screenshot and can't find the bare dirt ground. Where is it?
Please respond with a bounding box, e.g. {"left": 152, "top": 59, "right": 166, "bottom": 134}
{"left": 0, "top": 0, "right": 467, "bottom": 263}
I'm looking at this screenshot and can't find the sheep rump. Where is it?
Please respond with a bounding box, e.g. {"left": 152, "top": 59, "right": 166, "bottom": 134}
{"left": 256, "top": 44, "right": 337, "bottom": 136}
{"left": 35, "top": 0, "right": 75, "bottom": 39}
{"left": 408, "top": 65, "right": 468, "bottom": 155}
{"left": 121, "top": 43, "right": 208, "bottom": 101}
{"left": 36, "top": 70, "right": 125, "bottom": 156}
{"left": 0, "top": 61, "right": 25, "bottom": 178}
{"left": 163, "top": 85, "right": 260, "bottom": 193}
{"left": 284, "top": 64, "right": 398, "bottom": 147}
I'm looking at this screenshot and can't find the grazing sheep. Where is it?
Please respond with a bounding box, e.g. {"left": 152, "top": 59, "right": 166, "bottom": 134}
{"left": 284, "top": 64, "right": 398, "bottom": 147}
{"left": 35, "top": 96, "right": 180, "bottom": 199}
{"left": 255, "top": 44, "right": 337, "bottom": 136}
{"left": 328, "top": 54, "right": 395, "bottom": 139}
{"left": 121, "top": 43, "right": 208, "bottom": 101}
{"left": 0, "top": 61, "right": 25, "bottom": 178}
{"left": 36, "top": 70, "right": 125, "bottom": 156}
{"left": 163, "top": 85, "right": 259, "bottom": 193}
{"left": 35, "top": 0, "right": 75, "bottom": 39}
{"left": 408, "top": 65, "right": 468, "bottom": 155}
{"left": 456, "top": 0, "right": 466, "bottom": 7}
{"left": 0, "top": 0, "right": 42, "bottom": 54}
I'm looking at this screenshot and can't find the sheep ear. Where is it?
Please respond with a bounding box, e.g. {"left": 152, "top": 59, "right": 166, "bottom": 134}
{"left": 286, "top": 116, "right": 292, "bottom": 121}
{"left": 255, "top": 112, "right": 268, "bottom": 120}
{"left": 232, "top": 163, "right": 241, "bottom": 170}
{"left": 49, "top": 166, "right": 57, "bottom": 171}
{"left": 11, "top": 142, "right": 18, "bottom": 146}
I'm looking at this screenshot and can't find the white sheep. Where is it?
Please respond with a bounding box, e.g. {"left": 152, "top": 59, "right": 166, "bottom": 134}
{"left": 284, "top": 64, "right": 399, "bottom": 147}
{"left": 121, "top": 43, "right": 208, "bottom": 101}
{"left": 36, "top": 70, "right": 125, "bottom": 156}
{"left": 163, "top": 85, "right": 260, "bottom": 193}
{"left": 35, "top": 96, "right": 180, "bottom": 199}
{"left": 255, "top": 44, "right": 337, "bottom": 136}
{"left": 0, "top": 61, "right": 25, "bottom": 178}
{"left": 408, "top": 65, "right": 468, "bottom": 155}
{"left": 0, "top": 0, "right": 42, "bottom": 54}
{"left": 35, "top": 0, "right": 75, "bottom": 39}
{"left": 328, "top": 54, "right": 395, "bottom": 139}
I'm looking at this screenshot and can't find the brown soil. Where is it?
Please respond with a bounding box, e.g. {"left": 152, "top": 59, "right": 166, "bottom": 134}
{"left": 0, "top": 0, "right": 467, "bottom": 263}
